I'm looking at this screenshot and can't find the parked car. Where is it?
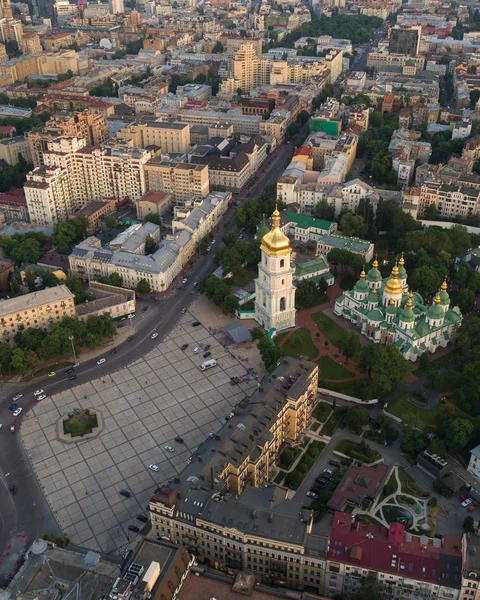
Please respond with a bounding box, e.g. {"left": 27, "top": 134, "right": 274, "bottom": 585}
{"left": 13, "top": 408, "right": 22, "bottom": 417}
{"left": 181, "top": 344, "right": 189, "bottom": 351}
{"left": 97, "top": 358, "right": 106, "bottom": 365}
{"left": 174, "top": 437, "right": 184, "bottom": 444}
{"left": 12, "top": 394, "right": 23, "bottom": 402}
{"left": 37, "top": 395, "right": 46, "bottom": 401}
{"left": 461, "top": 493, "right": 470, "bottom": 501}
{"left": 110, "top": 348, "right": 118, "bottom": 355}
{"left": 181, "top": 308, "right": 187, "bottom": 314}
{"left": 128, "top": 525, "right": 140, "bottom": 533}
{"left": 48, "top": 372, "right": 56, "bottom": 377}
{"left": 33, "top": 389, "right": 44, "bottom": 396}
{"left": 203, "top": 351, "right": 211, "bottom": 358}
{"left": 127, "top": 336, "right": 133, "bottom": 341}
{"left": 339, "top": 421, "right": 347, "bottom": 429}
{"left": 69, "top": 375, "right": 77, "bottom": 381}
{"left": 462, "top": 498, "right": 472, "bottom": 507}
{"left": 204, "top": 344, "right": 211, "bottom": 351}
{"left": 9, "top": 485, "right": 16, "bottom": 494}
{"left": 192, "top": 321, "right": 200, "bottom": 327}
{"left": 306, "top": 491, "right": 318, "bottom": 499}
{"left": 323, "top": 469, "right": 333, "bottom": 476}
{"left": 328, "top": 460, "right": 340, "bottom": 467}
{"left": 149, "top": 464, "right": 159, "bottom": 472}
{"left": 73, "top": 362, "right": 80, "bottom": 367}
{"left": 119, "top": 489, "right": 131, "bottom": 498}
{"left": 182, "top": 278, "right": 188, "bottom": 284}
{"left": 164, "top": 445, "right": 175, "bottom": 453}
{"left": 383, "top": 441, "right": 393, "bottom": 447}
{"left": 64, "top": 367, "right": 74, "bottom": 374}
{"left": 136, "top": 514, "right": 148, "bottom": 523}
{"left": 8, "top": 403, "right": 17, "bottom": 411}
{"left": 469, "top": 504, "right": 478, "bottom": 512}
{"left": 151, "top": 332, "right": 158, "bottom": 339}
{"left": 142, "top": 306, "right": 148, "bottom": 312}
{"left": 193, "top": 347, "right": 200, "bottom": 354}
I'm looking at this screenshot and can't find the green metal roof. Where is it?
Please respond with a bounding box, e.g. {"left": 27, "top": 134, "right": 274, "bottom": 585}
{"left": 285, "top": 211, "right": 333, "bottom": 232}
{"left": 295, "top": 256, "right": 329, "bottom": 277}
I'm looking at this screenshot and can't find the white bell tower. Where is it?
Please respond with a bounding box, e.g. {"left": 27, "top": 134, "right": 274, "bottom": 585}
{"left": 254, "top": 207, "right": 296, "bottom": 332}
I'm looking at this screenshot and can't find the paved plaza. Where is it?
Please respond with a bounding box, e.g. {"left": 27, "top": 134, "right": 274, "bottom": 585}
{"left": 20, "top": 315, "right": 255, "bottom": 553}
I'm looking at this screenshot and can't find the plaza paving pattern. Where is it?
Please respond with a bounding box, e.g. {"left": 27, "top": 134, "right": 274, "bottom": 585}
{"left": 20, "top": 315, "right": 255, "bottom": 553}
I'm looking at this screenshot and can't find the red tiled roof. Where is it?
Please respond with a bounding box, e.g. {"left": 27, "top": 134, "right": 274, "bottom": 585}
{"left": 0, "top": 126, "right": 15, "bottom": 134}
{"left": 328, "top": 463, "right": 392, "bottom": 511}
{"left": 327, "top": 512, "right": 462, "bottom": 585}
{"left": 0, "top": 189, "right": 26, "bottom": 206}
{"left": 140, "top": 191, "right": 170, "bottom": 205}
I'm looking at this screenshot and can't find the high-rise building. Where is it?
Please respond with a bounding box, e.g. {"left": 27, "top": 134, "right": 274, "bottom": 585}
{"left": 0, "top": 18, "right": 23, "bottom": 47}
{"left": 144, "top": 159, "right": 209, "bottom": 203}
{"left": 116, "top": 121, "right": 191, "bottom": 153}
{"left": 0, "top": 0, "right": 12, "bottom": 20}
{"left": 254, "top": 207, "right": 296, "bottom": 332}
{"left": 108, "top": 0, "right": 124, "bottom": 14}
{"left": 34, "top": 0, "right": 57, "bottom": 24}
{"left": 388, "top": 25, "right": 421, "bottom": 56}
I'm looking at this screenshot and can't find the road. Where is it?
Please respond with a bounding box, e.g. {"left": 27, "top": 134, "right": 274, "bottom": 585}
{"left": 350, "top": 23, "right": 388, "bottom": 72}
{"left": 0, "top": 141, "right": 292, "bottom": 564}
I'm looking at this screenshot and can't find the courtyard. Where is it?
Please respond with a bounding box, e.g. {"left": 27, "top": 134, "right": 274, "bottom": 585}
{"left": 20, "top": 314, "right": 257, "bottom": 553}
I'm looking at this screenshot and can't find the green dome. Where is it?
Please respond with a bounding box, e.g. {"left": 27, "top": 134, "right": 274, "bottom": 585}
{"left": 400, "top": 306, "right": 415, "bottom": 323}
{"left": 439, "top": 290, "right": 450, "bottom": 305}
{"left": 386, "top": 303, "right": 397, "bottom": 316}
{"left": 368, "top": 290, "right": 378, "bottom": 303}
{"left": 256, "top": 218, "right": 269, "bottom": 240}
{"left": 427, "top": 296, "right": 444, "bottom": 320}
{"left": 355, "top": 278, "right": 369, "bottom": 293}
{"left": 367, "top": 267, "right": 382, "bottom": 283}
{"left": 398, "top": 265, "right": 407, "bottom": 279}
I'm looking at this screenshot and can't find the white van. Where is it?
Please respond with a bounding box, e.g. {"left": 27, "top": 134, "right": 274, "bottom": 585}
{"left": 200, "top": 359, "right": 217, "bottom": 371}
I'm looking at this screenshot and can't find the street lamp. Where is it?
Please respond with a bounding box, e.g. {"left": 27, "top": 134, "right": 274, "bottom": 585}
{"left": 68, "top": 335, "right": 77, "bottom": 362}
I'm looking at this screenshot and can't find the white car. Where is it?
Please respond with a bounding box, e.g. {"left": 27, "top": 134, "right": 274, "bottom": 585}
{"left": 149, "top": 464, "right": 159, "bottom": 472}
{"left": 182, "top": 278, "right": 188, "bottom": 284}
{"left": 211, "top": 240, "right": 216, "bottom": 245}
{"left": 12, "top": 394, "right": 23, "bottom": 402}
{"left": 37, "top": 395, "right": 46, "bottom": 401}
{"left": 164, "top": 445, "right": 175, "bottom": 453}
{"left": 193, "top": 347, "right": 200, "bottom": 354}
{"left": 181, "top": 308, "right": 187, "bottom": 314}
{"left": 97, "top": 358, "right": 106, "bottom": 365}
{"left": 151, "top": 332, "right": 158, "bottom": 339}
{"left": 0, "top": 424, "right": 3, "bottom": 431}
{"left": 462, "top": 498, "right": 473, "bottom": 508}
{"left": 13, "top": 407, "right": 22, "bottom": 417}
{"left": 73, "top": 362, "right": 80, "bottom": 367}
{"left": 306, "top": 491, "right": 318, "bottom": 499}
{"left": 33, "top": 389, "right": 44, "bottom": 396}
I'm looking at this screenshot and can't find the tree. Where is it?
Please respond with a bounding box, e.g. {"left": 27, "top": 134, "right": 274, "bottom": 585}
{"left": 340, "top": 212, "right": 367, "bottom": 237}
{"left": 313, "top": 199, "right": 335, "bottom": 221}
{"left": 10, "top": 347, "right": 28, "bottom": 375}
{"left": 137, "top": 279, "right": 151, "bottom": 294}
{"left": 318, "top": 278, "right": 328, "bottom": 294}
{"left": 357, "top": 345, "right": 411, "bottom": 397}
{"left": 463, "top": 516, "right": 475, "bottom": 534}
{"left": 337, "top": 330, "right": 361, "bottom": 364}
{"left": 408, "top": 266, "right": 442, "bottom": 297}
{"left": 222, "top": 231, "right": 237, "bottom": 248}
{"left": 0, "top": 343, "right": 12, "bottom": 374}
{"left": 144, "top": 213, "right": 161, "bottom": 225}
{"left": 424, "top": 203, "right": 439, "bottom": 220}
{"left": 346, "top": 406, "right": 369, "bottom": 433}
{"left": 221, "top": 294, "right": 239, "bottom": 315}
{"left": 212, "top": 41, "right": 224, "bottom": 53}
{"left": 440, "top": 417, "right": 474, "bottom": 452}
{"left": 355, "top": 577, "right": 384, "bottom": 600}
{"left": 295, "top": 280, "right": 319, "bottom": 309}
{"left": 145, "top": 235, "right": 159, "bottom": 255}
{"left": 401, "top": 426, "right": 427, "bottom": 455}
{"left": 458, "top": 287, "right": 475, "bottom": 315}
{"left": 105, "top": 215, "right": 118, "bottom": 229}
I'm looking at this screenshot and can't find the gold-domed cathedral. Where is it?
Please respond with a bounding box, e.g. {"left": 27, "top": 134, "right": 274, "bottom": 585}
{"left": 334, "top": 258, "right": 462, "bottom": 362}
{"left": 254, "top": 206, "right": 296, "bottom": 332}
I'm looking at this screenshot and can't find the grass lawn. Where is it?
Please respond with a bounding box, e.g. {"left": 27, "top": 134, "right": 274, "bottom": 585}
{"left": 321, "top": 378, "right": 373, "bottom": 400}
{"left": 424, "top": 371, "right": 461, "bottom": 393}
{"left": 228, "top": 265, "right": 257, "bottom": 287}
{"left": 413, "top": 350, "right": 456, "bottom": 377}
{"left": 274, "top": 471, "right": 285, "bottom": 484}
{"left": 340, "top": 273, "right": 357, "bottom": 291}
{"left": 386, "top": 393, "right": 442, "bottom": 429}
{"left": 398, "top": 467, "right": 429, "bottom": 498}
{"left": 314, "top": 401, "right": 332, "bottom": 423}
{"left": 278, "top": 446, "right": 302, "bottom": 469}
{"left": 317, "top": 356, "right": 354, "bottom": 380}
{"left": 278, "top": 328, "right": 318, "bottom": 360}
{"left": 284, "top": 441, "right": 326, "bottom": 490}
{"left": 311, "top": 311, "right": 346, "bottom": 347}
{"left": 320, "top": 407, "right": 347, "bottom": 436}
{"left": 335, "top": 439, "right": 381, "bottom": 464}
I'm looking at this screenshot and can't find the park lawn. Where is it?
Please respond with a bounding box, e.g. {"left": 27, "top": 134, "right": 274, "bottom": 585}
{"left": 320, "top": 407, "right": 347, "bottom": 436}
{"left": 321, "top": 378, "right": 373, "bottom": 400}
{"left": 227, "top": 265, "right": 257, "bottom": 287}
{"left": 335, "top": 439, "right": 381, "bottom": 464}
{"left": 317, "top": 356, "right": 354, "bottom": 380}
{"left": 284, "top": 441, "right": 326, "bottom": 490}
{"left": 413, "top": 350, "right": 456, "bottom": 377}
{"left": 314, "top": 401, "right": 333, "bottom": 423}
{"left": 278, "top": 328, "right": 318, "bottom": 360}
{"left": 398, "top": 467, "right": 429, "bottom": 498}
{"left": 424, "top": 371, "right": 461, "bottom": 393}
{"left": 311, "top": 311, "right": 346, "bottom": 347}
{"left": 386, "top": 393, "right": 441, "bottom": 429}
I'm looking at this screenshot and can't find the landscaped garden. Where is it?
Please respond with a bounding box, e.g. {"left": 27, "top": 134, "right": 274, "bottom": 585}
{"left": 276, "top": 328, "right": 318, "bottom": 360}
{"left": 284, "top": 441, "right": 325, "bottom": 490}
{"left": 311, "top": 311, "right": 347, "bottom": 347}
{"left": 278, "top": 446, "right": 302, "bottom": 469}
{"left": 63, "top": 409, "right": 98, "bottom": 437}
{"left": 412, "top": 350, "right": 455, "bottom": 377}
{"left": 317, "top": 356, "right": 353, "bottom": 380}
{"left": 335, "top": 439, "right": 381, "bottom": 464}
{"left": 386, "top": 393, "right": 443, "bottom": 430}
{"left": 320, "top": 406, "right": 347, "bottom": 436}
{"left": 321, "top": 378, "right": 373, "bottom": 400}
{"left": 314, "top": 401, "right": 332, "bottom": 423}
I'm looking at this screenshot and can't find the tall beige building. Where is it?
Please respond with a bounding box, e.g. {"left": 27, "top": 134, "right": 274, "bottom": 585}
{"left": 0, "top": 18, "right": 22, "bottom": 46}
{"left": 116, "top": 121, "right": 191, "bottom": 153}
{"left": 25, "top": 138, "right": 152, "bottom": 226}
{"left": 144, "top": 159, "right": 209, "bottom": 203}
{"left": 28, "top": 111, "right": 109, "bottom": 168}
{"left": 0, "top": 285, "right": 75, "bottom": 342}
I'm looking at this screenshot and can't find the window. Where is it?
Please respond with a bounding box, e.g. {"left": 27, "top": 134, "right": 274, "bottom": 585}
{"left": 280, "top": 259, "right": 284, "bottom": 268}
{"left": 280, "top": 297, "right": 286, "bottom": 311}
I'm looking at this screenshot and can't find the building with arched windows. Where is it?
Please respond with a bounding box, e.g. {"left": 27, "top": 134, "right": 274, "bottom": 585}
{"left": 334, "top": 256, "right": 462, "bottom": 362}
{"left": 254, "top": 207, "right": 296, "bottom": 332}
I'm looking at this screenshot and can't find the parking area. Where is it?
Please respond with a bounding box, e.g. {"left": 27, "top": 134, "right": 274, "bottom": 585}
{"left": 20, "top": 315, "right": 256, "bottom": 553}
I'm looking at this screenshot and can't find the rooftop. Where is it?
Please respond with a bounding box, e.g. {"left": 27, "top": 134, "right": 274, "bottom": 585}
{"left": 283, "top": 210, "right": 333, "bottom": 232}
{"left": 0, "top": 285, "right": 74, "bottom": 318}
{"left": 328, "top": 463, "right": 392, "bottom": 511}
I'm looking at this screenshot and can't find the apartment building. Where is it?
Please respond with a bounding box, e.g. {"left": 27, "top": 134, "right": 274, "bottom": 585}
{"left": 0, "top": 189, "right": 28, "bottom": 221}
{"left": 69, "top": 192, "right": 230, "bottom": 292}
{"left": 25, "top": 138, "right": 152, "bottom": 226}
{"left": 461, "top": 534, "right": 480, "bottom": 600}
{"left": 0, "top": 135, "right": 30, "bottom": 165}
{"left": 0, "top": 18, "right": 22, "bottom": 46}
{"left": 144, "top": 159, "right": 209, "bottom": 203}
{"left": 156, "top": 108, "right": 261, "bottom": 137}
{"left": 419, "top": 181, "right": 480, "bottom": 219}
{"left": 37, "top": 50, "right": 79, "bottom": 76}
{"left": 116, "top": 121, "right": 191, "bottom": 153}
{"left": 28, "top": 111, "right": 109, "bottom": 168}
{"left": 76, "top": 199, "right": 116, "bottom": 233}
{"left": 306, "top": 133, "right": 358, "bottom": 171}
{"left": 0, "top": 285, "right": 75, "bottom": 342}
{"left": 0, "top": 55, "right": 39, "bottom": 83}
{"left": 326, "top": 512, "right": 461, "bottom": 600}
{"left": 149, "top": 358, "right": 330, "bottom": 593}
{"left": 22, "top": 33, "right": 42, "bottom": 55}
{"left": 136, "top": 191, "right": 173, "bottom": 220}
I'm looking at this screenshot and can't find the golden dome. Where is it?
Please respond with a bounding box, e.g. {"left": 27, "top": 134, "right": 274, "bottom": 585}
{"left": 406, "top": 290, "right": 413, "bottom": 308}
{"left": 435, "top": 293, "right": 441, "bottom": 304}
{"left": 360, "top": 266, "right": 366, "bottom": 279}
{"left": 372, "top": 288, "right": 377, "bottom": 295}
{"left": 372, "top": 256, "right": 379, "bottom": 269}
{"left": 399, "top": 252, "right": 405, "bottom": 267}
{"left": 441, "top": 277, "right": 448, "bottom": 292}
{"left": 260, "top": 206, "right": 291, "bottom": 256}
{"left": 383, "top": 262, "right": 403, "bottom": 295}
